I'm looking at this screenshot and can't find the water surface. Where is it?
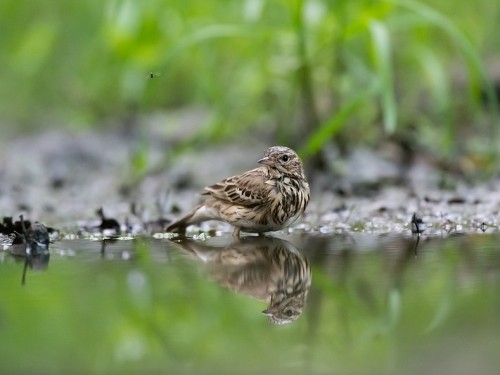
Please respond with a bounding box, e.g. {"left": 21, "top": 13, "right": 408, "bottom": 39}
{"left": 1, "top": 232, "right": 499, "bottom": 374}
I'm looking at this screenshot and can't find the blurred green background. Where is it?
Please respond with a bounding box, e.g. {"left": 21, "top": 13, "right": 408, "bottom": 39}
{"left": 1, "top": 0, "right": 499, "bottom": 169}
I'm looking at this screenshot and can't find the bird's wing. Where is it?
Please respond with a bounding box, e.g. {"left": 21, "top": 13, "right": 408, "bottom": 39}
{"left": 202, "top": 167, "right": 271, "bottom": 207}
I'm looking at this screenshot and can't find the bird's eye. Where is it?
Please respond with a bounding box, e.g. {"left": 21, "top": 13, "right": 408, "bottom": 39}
{"left": 281, "top": 155, "right": 289, "bottom": 162}
{"left": 285, "top": 309, "right": 293, "bottom": 317}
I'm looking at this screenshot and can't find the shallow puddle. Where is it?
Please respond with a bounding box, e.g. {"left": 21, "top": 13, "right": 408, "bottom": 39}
{"left": 1, "top": 232, "right": 500, "bottom": 374}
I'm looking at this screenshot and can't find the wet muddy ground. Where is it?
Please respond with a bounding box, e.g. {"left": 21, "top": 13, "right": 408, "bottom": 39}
{"left": 0, "top": 126, "right": 499, "bottom": 237}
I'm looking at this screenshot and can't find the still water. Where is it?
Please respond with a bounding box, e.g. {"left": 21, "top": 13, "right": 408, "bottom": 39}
{"left": 1, "top": 232, "right": 500, "bottom": 374}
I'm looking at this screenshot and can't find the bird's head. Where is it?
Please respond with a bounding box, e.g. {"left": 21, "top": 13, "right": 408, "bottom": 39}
{"left": 258, "top": 146, "right": 305, "bottom": 178}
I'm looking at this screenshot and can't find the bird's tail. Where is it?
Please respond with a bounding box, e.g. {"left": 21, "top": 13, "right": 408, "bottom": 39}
{"left": 165, "top": 204, "right": 206, "bottom": 234}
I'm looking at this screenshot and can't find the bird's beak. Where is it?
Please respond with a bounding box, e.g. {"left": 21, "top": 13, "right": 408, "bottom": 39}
{"left": 258, "top": 156, "right": 274, "bottom": 166}
{"left": 262, "top": 309, "right": 273, "bottom": 316}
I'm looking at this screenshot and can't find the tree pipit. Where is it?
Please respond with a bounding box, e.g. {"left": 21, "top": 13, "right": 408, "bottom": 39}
{"left": 166, "top": 146, "right": 310, "bottom": 237}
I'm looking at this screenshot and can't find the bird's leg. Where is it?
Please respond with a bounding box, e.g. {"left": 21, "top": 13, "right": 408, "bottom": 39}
{"left": 232, "top": 227, "right": 241, "bottom": 238}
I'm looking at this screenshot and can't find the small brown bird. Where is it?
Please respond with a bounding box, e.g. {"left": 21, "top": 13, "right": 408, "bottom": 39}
{"left": 166, "top": 146, "right": 310, "bottom": 237}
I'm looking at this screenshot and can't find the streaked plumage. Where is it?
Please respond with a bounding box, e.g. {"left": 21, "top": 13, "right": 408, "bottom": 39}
{"left": 177, "top": 236, "right": 311, "bottom": 324}
{"left": 166, "top": 146, "right": 310, "bottom": 237}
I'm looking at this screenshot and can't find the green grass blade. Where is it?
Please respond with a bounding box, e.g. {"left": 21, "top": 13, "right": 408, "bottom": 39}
{"left": 394, "top": 0, "right": 500, "bottom": 153}
{"left": 370, "top": 20, "right": 397, "bottom": 134}
{"left": 160, "top": 24, "right": 257, "bottom": 68}
{"left": 299, "top": 84, "right": 378, "bottom": 157}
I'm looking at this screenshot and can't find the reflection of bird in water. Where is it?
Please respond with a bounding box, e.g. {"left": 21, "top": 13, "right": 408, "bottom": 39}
{"left": 176, "top": 236, "right": 311, "bottom": 324}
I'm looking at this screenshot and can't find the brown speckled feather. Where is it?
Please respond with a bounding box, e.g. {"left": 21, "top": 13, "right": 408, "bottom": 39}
{"left": 202, "top": 167, "right": 271, "bottom": 207}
